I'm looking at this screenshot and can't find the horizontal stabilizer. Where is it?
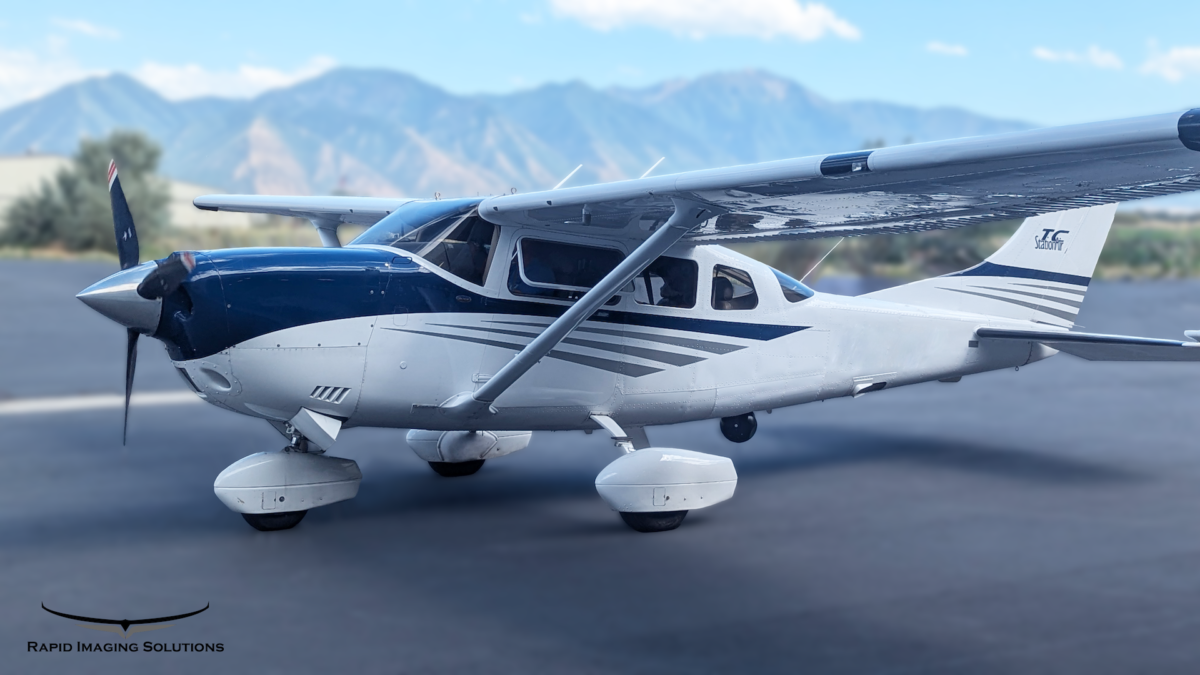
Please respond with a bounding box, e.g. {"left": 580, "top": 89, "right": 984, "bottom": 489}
{"left": 194, "top": 195, "right": 415, "bottom": 225}
{"left": 977, "top": 328, "right": 1200, "bottom": 362}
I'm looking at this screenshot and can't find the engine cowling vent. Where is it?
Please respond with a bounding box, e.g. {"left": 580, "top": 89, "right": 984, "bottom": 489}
{"left": 310, "top": 386, "right": 351, "bottom": 404}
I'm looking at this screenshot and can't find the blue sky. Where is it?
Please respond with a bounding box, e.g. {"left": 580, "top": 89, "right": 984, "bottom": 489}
{"left": 2, "top": 1, "right": 1199, "bottom": 126}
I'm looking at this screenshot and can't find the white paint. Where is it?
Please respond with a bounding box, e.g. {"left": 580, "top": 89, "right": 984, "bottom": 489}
{"left": 595, "top": 448, "right": 738, "bottom": 513}
{"left": 289, "top": 408, "right": 342, "bottom": 452}
{"left": 0, "top": 391, "right": 200, "bottom": 416}
{"left": 405, "top": 429, "right": 532, "bottom": 463}
{"left": 213, "top": 451, "right": 361, "bottom": 515}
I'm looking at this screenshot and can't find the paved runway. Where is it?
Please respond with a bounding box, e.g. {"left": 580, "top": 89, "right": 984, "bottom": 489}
{"left": 5, "top": 259, "right": 1200, "bottom": 674}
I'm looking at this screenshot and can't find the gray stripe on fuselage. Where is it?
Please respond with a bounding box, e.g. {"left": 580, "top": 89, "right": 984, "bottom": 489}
{"left": 427, "top": 323, "right": 705, "bottom": 367}
{"left": 939, "top": 288, "right": 1078, "bottom": 322}
{"left": 383, "top": 328, "right": 664, "bottom": 377}
{"left": 1011, "top": 283, "right": 1088, "bottom": 297}
{"left": 967, "top": 285, "right": 1084, "bottom": 309}
{"left": 486, "top": 320, "right": 746, "bottom": 355}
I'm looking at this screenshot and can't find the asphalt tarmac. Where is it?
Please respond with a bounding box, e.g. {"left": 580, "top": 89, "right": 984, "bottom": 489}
{"left": 5, "top": 259, "right": 1200, "bottom": 674}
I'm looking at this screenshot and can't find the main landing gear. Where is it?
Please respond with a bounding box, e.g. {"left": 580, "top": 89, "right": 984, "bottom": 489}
{"left": 407, "top": 429, "right": 531, "bottom": 478}
{"left": 590, "top": 415, "right": 738, "bottom": 533}
{"left": 428, "top": 459, "right": 485, "bottom": 477}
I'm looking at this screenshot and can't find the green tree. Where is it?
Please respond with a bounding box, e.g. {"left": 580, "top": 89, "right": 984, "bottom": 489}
{"left": 1, "top": 131, "right": 170, "bottom": 253}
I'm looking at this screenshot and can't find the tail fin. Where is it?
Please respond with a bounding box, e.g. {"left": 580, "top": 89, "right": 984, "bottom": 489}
{"left": 864, "top": 203, "right": 1117, "bottom": 328}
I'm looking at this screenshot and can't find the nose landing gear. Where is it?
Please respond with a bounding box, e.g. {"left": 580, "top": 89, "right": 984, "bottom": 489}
{"left": 620, "top": 510, "right": 688, "bottom": 533}
{"left": 214, "top": 415, "right": 362, "bottom": 532}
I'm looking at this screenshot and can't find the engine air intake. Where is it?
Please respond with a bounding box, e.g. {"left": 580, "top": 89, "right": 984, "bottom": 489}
{"left": 310, "top": 386, "right": 351, "bottom": 404}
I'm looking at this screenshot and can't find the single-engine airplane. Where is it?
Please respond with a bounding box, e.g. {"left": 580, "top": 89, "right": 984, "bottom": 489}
{"left": 78, "top": 109, "right": 1200, "bottom": 532}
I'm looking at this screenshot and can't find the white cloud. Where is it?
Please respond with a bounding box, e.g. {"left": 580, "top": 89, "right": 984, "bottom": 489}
{"left": 1032, "top": 45, "right": 1123, "bottom": 70}
{"left": 550, "top": 0, "right": 860, "bottom": 42}
{"left": 51, "top": 18, "right": 120, "bottom": 40}
{"left": 926, "top": 41, "right": 967, "bottom": 57}
{"left": 133, "top": 56, "right": 337, "bottom": 100}
{"left": 1141, "top": 45, "right": 1200, "bottom": 82}
{"left": 0, "top": 47, "right": 99, "bottom": 109}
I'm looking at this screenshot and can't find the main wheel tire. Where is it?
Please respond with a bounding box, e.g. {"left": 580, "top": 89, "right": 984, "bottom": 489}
{"left": 720, "top": 412, "right": 757, "bottom": 443}
{"left": 620, "top": 510, "right": 688, "bottom": 533}
{"left": 242, "top": 510, "right": 307, "bottom": 532}
{"left": 428, "top": 459, "right": 486, "bottom": 477}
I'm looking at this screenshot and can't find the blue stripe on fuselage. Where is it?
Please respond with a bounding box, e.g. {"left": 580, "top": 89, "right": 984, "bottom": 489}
{"left": 157, "top": 247, "right": 808, "bottom": 360}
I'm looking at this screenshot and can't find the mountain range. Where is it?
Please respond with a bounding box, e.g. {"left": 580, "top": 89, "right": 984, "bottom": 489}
{"left": 0, "top": 68, "right": 1031, "bottom": 198}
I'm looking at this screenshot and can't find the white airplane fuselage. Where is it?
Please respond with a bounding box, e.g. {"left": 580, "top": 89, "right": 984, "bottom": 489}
{"left": 173, "top": 239, "right": 1046, "bottom": 434}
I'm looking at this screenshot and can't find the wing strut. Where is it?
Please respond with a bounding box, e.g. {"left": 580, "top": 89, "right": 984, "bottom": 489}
{"left": 437, "top": 198, "right": 719, "bottom": 420}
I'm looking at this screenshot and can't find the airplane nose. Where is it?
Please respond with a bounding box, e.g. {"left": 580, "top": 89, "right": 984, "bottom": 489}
{"left": 76, "top": 262, "right": 163, "bottom": 334}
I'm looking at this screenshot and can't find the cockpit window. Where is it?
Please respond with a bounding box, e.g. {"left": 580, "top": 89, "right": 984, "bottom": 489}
{"left": 420, "top": 214, "right": 498, "bottom": 286}
{"left": 508, "top": 238, "right": 624, "bottom": 305}
{"left": 771, "top": 268, "right": 815, "bottom": 303}
{"left": 518, "top": 238, "right": 624, "bottom": 289}
{"left": 711, "top": 265, "right": 758, "bottom": 310}
{"left": 349, "top": 200, "right": 497, "bottom": 286}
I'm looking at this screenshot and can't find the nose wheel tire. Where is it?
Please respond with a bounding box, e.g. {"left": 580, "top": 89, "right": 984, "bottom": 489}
{"left": 242, "top": 510, "right": 307, "bottom": 532}
{"left": 428, "top": 459, "right": 486, "bottom": 477}
{"left": 619, "top": 510, "right": 688, "bottom": 533}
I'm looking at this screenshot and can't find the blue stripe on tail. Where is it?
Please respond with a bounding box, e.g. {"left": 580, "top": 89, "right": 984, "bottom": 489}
{"left": 947, "top": 261, "right": 1090, "bottom": 287}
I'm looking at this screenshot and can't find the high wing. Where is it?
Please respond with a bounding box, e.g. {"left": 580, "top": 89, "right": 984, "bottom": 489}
{"left": 977, "top": 328, "right": 1200, "bottom": 362}
{"left": 479, "top": 109, "right": 1200, "bottom": 243}
{"left": 196, "top": 110, "right": 1200, "bottom": 246}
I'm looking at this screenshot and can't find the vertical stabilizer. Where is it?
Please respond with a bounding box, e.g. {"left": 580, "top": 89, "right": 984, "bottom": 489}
{"left": 864, "top": 203, "right": 1117, "bottom": 327}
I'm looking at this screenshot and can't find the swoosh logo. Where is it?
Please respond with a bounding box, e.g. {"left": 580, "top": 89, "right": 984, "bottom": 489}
{"left": 42, "top": 603, "right": 209, "bottom": 637}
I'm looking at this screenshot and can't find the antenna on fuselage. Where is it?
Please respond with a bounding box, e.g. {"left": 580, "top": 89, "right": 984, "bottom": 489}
{"left": 553, "top": 165, "right": 583, "bottom": 190}
{"left": 800, "top": 237, "right": 844, "bottom": 283}
{"left": 639, "top": 157, "right": 665, "bottom": 179}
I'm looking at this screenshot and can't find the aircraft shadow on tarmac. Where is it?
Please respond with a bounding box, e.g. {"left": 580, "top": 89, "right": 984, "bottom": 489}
{"left": 1, "top": 422, "right": 1143, "bottom": 549}
{"left": 745, "top": 425, "right": 1145, "bottom": 486}
{"left": 342, "top": 424, "right": 1145, "bottom": 519}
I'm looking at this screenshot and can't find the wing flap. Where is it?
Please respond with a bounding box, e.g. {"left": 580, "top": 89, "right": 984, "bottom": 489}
{"left": 976, "top": 328, "right": 1200, "bottom": 362}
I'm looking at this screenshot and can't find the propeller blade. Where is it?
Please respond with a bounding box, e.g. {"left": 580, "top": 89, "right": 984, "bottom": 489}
{"left": 124, "top": 328, "right": 138, "bottom": 445}
{"left": 137, "top": 251, "right": 196, "bottom": 299}
{"left": 108, "top": 160, "right": 139, "bottom": 271}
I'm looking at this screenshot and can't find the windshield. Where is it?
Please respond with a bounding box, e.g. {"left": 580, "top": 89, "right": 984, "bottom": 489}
{"left": 771, "top": 268, "right": 815, "bottom": 303}
{"left": 349, "top": 198, "right": 481, "bottom": 249}
{"left": 350, "top": 198, "right": 500, "bottom": 286}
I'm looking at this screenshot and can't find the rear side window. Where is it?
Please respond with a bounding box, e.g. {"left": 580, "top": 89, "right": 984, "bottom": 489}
{"left": 711, "top": 265, "right": 758, "bottom": 310}
{"left": 508, "top": 238, "right": 624, "bottom": 304}
{"left": 634, "top": 256, "right": 698, "bottom": 309}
